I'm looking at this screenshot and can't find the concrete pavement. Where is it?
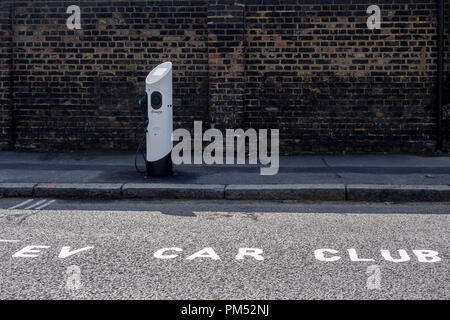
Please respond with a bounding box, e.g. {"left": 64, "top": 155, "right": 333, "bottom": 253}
{"left": 0, "top": 152, "right": 449, "bottom": 202}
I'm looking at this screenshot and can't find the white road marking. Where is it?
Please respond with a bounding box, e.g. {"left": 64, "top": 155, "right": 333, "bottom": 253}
{"left": 34, "top": 200, "right": 56, "bottom": 210}
{"left": 7, "top": 199, "right": 34, "bottom": 210}
{"left": 7, "top": 199, "right": 57, "bottom": 211}
{"left": 0, "top": 239, "right": 20, "bottom": 243}
{"left": 23, "top": 199, "right": 48, "bottom": 210}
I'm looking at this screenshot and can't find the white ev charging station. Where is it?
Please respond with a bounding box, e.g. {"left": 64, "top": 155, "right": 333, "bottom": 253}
{"left": 145, "top": 62, "right": 173, "bottom": 176}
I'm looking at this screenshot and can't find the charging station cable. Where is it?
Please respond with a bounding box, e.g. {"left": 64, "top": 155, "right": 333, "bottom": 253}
{"left": 135, "top": 94, "right": 149, "bottom": 175}
{"left": 134, "top": 121, "right": 148, "bottom": 175}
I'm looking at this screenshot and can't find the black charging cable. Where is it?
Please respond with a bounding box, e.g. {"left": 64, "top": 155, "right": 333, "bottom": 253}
{"left": 135, "top": 94, "right": 149, "bottom": 175}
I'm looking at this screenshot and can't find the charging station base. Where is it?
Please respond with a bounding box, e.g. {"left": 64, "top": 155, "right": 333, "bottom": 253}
{"left": 146, "top": 153, "right": 173, "bottom": 177}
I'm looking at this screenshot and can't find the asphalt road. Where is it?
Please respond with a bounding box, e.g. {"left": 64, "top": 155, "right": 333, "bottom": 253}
{"left": 0, "top": 198, "right": 448, "bottom": 300}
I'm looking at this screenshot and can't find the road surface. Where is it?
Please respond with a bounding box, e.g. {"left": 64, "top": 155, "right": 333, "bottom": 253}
{"left": 0, "top": 198, "right": 448, "bottom": 299}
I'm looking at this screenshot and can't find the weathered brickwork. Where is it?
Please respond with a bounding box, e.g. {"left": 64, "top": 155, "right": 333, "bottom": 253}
{"left": 10, "top": 0, "right": 210, "bottom": 150}
{"left": 0, "top": 0, "right": 448, "bottom": 153}
{"left": 0, "top": 0, "right": 13, "bottom": 149}
{"left": 208, "top": 0, "right": 246, "bottom": 129}
{"left": 245, "top": 0, "right": 447, "bottom": 154}
{"left": 445, "top": 0, "right": 450, "bottom": 101}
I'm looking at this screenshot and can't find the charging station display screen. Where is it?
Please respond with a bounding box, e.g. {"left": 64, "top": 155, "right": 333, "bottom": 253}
{"left": 153, "top": 68, "right": 167, "bottom": 76}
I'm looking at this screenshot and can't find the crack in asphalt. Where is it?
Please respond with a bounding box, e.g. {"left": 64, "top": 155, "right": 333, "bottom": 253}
{"left": 3, "top": 210, "right": 42, "bottom": 225}
{"left": 241, "top": 212, "right": 258, "bottom": 221}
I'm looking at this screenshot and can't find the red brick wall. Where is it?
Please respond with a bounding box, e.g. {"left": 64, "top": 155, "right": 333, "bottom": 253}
{"left": 0, "top": 0, "right": 449, "bottom": 154}
{"left": 208, "top": 0, "right": 246, "bottom": 129}
{"left": 245, "top": 0, "right": 444, "bottom": 154}
{"left": 10, "top": 0, "right": 210, "bottom": 151}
